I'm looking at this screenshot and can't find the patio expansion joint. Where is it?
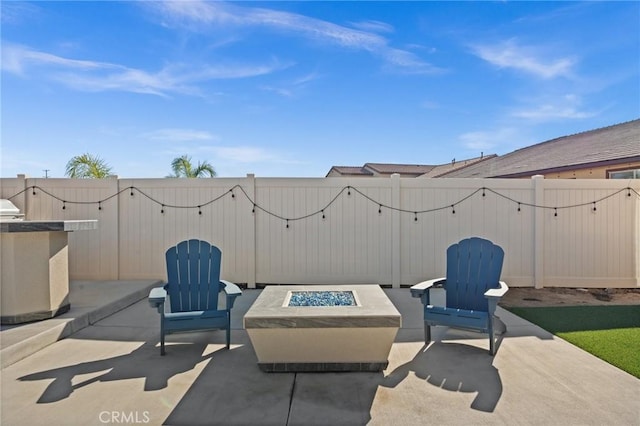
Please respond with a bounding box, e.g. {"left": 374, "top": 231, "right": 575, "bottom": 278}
{"left": 285, "top": 372, "right": 297, "bottom": 426}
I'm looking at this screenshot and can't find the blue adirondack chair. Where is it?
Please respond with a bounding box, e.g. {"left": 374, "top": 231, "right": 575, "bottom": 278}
{"left": 148, "top": 240, "right": 242, "bottom": 355}
{"left": 410, "top": 237, "right": 508, "bottom": 355}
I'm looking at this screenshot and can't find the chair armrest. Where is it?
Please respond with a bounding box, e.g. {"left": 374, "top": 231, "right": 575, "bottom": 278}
{"left": 220, "top": 280, "right": 242, "bottom": 310}
{"left": 485, "top": 281, "right": 509, "bottom": 299}
{"left": 220, "top": 280, "right": 242, "bottom": 297}
{"left": 410, "top": 278, "right": 445, "bottom": 298}
{"left": 149, "top": 287, "right": 167, "bottom": 309}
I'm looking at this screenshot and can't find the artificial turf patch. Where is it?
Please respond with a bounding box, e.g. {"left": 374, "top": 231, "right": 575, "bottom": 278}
{"left": 506, "top": 305, "right": 640, "bottom": 378}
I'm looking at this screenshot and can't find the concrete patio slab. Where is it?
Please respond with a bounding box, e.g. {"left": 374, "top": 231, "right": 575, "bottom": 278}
{"left": 1, "top": 285, "right": 638, "bottom": 425}
{"left": 0, "top": 280, "right": 160, "bottom": 368}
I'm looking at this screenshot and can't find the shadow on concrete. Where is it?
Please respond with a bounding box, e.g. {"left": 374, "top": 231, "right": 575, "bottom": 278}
{"left": 18, "top": 341, "right": 218, "bottom": 404}
{"left": 381, "top": 343, "right": 503, "bottom": 413}
{"left": 163, "top": 336, "right": 296, "bottom": 426}
{"left": 160, "top": 330, "right": 383, "bottom": 425}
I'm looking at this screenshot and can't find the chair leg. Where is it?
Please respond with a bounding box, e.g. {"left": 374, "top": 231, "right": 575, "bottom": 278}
{"left": 160, "top": 319, "right": 166, "bottom": 356}
{"left": 424, "top": 321, "right": 431, "bottom": 343}
{"left": 488, "top": 317, "right": 495, "bottom": 355}
{"left": 225, "top": 311, "right": 231, "bottom": 349}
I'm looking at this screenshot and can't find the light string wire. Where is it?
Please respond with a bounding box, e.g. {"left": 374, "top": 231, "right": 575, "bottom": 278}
{"left": 6, "top": 184, "right": 640, "bottom": 224}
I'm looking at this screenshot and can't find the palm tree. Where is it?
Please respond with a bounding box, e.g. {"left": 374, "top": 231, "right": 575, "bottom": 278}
{"left": 168, "top": 155, "right": 216, "bottom": 178}
{"left": 65, "top": 153, "right": 113, "bottom": 178}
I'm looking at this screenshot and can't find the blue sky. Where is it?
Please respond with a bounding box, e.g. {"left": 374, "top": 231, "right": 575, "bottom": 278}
{"left": 2, "top": 1, "right": 639, "bottom": 178}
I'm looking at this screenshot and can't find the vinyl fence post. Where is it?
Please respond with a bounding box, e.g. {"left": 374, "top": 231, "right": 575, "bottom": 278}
{"left": 246, "top": 173, "right": 257, "bottom": 289}
{"left": 391, "top": 173, "right": 401, "bottom": 288}
{"left": 533, "top": 175, "right": 545, "bottom": 289}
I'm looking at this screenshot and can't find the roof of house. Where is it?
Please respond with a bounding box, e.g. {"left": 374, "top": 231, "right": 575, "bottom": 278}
{"left": 440, "top": 119, "right": 640, "bottom": 178}
{"left": 419, "top": 154, "right": 497, "bottom": 178}
{"left": 326, "top": 166, "right": 374, "bottom": 176}
{"left": 363, "top": 163, "right": 436, "bottom": 176}
{"left": 327, "top": 156, "right": 495, "bottom": 178}
{"left": 326, "top": 163, "right": 434, "bottom": 177}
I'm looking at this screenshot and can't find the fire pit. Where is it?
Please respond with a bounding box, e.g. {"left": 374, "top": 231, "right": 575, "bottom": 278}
{"left": 244, "top": 285, "right": 401, "bottom": 372}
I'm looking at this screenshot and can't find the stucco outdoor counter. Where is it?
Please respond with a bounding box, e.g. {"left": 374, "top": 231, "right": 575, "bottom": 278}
{"left": 1, "top": 220, "right": 98, "bottom": 324}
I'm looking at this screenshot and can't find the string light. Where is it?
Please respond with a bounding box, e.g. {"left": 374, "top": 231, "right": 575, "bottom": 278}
{"left": 5, "top": 184, "right": 638, "bottom": 227}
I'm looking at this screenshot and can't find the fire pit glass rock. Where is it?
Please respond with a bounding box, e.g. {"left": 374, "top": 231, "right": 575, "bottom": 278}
{"left": 286, "top": 290, "right": 357, "bottom": 307}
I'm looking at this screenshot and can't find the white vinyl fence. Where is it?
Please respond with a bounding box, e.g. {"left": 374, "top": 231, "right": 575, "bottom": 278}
{"left": 2, "top": 174, "right": 638, "bottom": 289}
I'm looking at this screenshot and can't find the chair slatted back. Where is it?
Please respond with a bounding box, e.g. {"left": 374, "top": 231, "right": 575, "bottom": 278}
{"left": 445, "top": 237, "right": 504, "bottom": 311}
{"left": 165, "top": 240, "right": 221, "bottom": 312}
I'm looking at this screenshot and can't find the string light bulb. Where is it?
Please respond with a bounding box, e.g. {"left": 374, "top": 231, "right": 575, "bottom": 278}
{"left": 161, "top": 204, "right": 165, "bottom": 214}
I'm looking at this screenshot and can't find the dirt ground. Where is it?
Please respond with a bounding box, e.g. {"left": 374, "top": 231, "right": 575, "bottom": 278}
{"left": 499, "top": 287, "right": 640, "bottom": 308}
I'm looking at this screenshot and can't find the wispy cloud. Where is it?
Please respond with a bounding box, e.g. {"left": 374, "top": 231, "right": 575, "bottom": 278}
{"left": 212, "top": 146, "right": 280, "bottom": 163}
{"left": 511, "top": 94, "right": 598, "bottom": 121}
{"left": 2, "top": 43, "right": 114, "bottom": 75}
{"left": 349, "top": 20, "right": 394, "bottom": 34}
{"left": 2, "top": 42, "right": 286, "bottom": 96}
{"left": 260, "top": 71, "right": 321, "bottom": 98}
{"left": 147, "top": 1, "right": 443, "bottom": 75}
{"left": 472, "top": 39, "right": 575, "bottom": 79}
{"left": 1, "top": 2, "right": 42, "bottom": 25}
{"left": 458, "top": 127, "right": 520, "bottom": 151}
{"left": 143, "top": 129, "right": 217, "bottom": 142}
{"left": 155, "top": 133, "right": 296, "bottom": 165}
